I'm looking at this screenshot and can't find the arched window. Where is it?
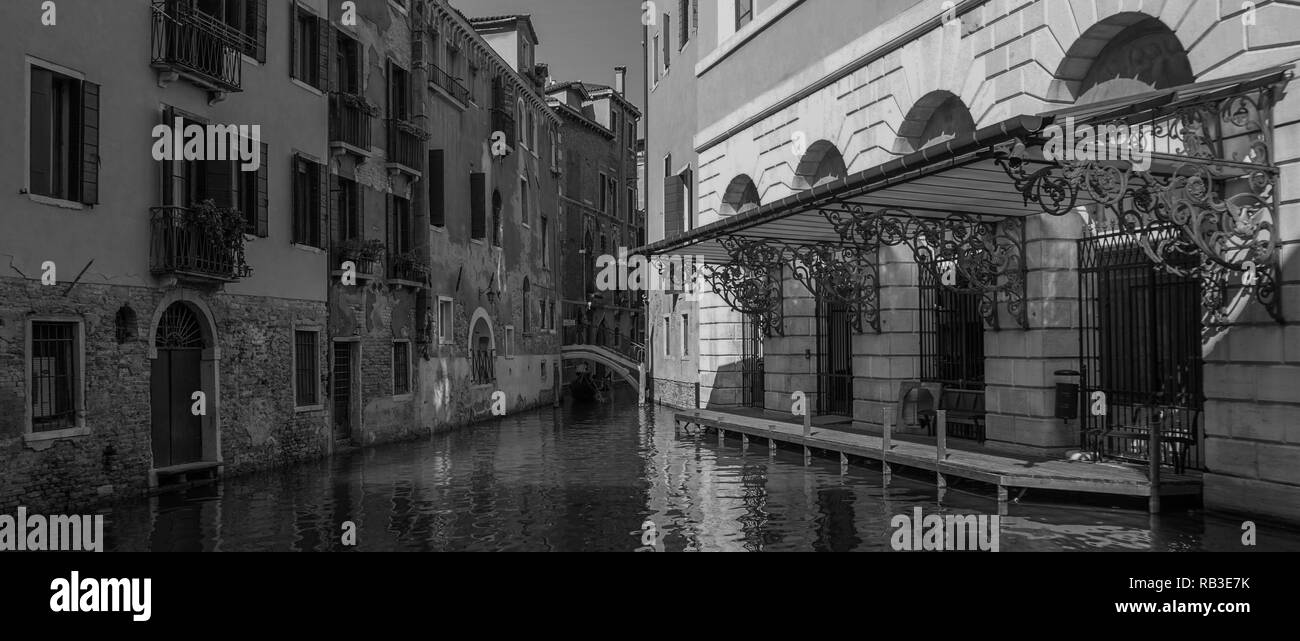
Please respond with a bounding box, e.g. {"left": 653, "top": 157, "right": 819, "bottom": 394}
{"left": 471, "top": 316, "right": 495, "bottom": 384}
{"left": 522, "top": 278, "right": 531, "bottom": 333}
{"left": 895, "top": 91, "right": 976, "bottom": 155}
{"left": 793, "top": 141, "right": 847, "bottom": 190}
{"left": 719, "top": 175, "right": 760, "bottom": 217}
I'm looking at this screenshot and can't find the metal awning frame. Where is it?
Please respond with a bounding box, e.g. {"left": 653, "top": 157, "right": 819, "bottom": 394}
{"left": 642, "top": 65, "right": 1293, "bottom": 331}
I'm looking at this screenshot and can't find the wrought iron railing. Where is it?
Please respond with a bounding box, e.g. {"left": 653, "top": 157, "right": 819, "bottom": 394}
{"left": 472, "top": 348, "right": 496, "bottom": 384}
{"left": 332, "top": 247, "right": 379, "bottom": 277}
{"left": 150, "top": 207, "right": 250, "bottom": 281}
{"left": 330, "top": 93, "right": 373, "bottom": 150}
{"left": 429, "top": 64, "right": 471, "bottom": 104}
{"left": 386, "top": 119, "right": 423, "bottom": 170}
{"left": 150, "top": 1, "right": 249, "bottom": 92}
{"left": 388, "top": 258, "right": 430, "bottom": 284}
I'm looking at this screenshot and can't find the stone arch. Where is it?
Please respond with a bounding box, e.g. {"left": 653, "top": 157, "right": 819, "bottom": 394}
{"left": 146, "top": 290, "right": 220, "bottom": 360}
{"left": 469, "top": 306, "right": 495, "bottom": 350}
{"left": 720, "top": 174, "right": 761, "bottom": 217}
{"left": 1048, "top": 13, "right": 1193, "bottom": 105}
{"left": 793, "top": 140, "right": 848, "bottom": 190}
{"left": 894, "top": 91, "right": 976, "bottom": 155}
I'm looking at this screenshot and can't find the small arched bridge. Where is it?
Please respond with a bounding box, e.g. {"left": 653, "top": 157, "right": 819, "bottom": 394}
{"left": 560, "top": 343, "right": 646, "bottom": 406}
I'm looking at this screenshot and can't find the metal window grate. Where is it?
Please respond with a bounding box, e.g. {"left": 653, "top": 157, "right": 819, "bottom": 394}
{"left": 156, "top": 303, "right": 205, "bottom": 349}
{"left": 295, "top": 330, "right": 318, "bottom": 406}
{"left": 31, "top": 322, "right": 77, "bottom": 431}
{"left": 393, "top": 342, "right": 410, "bottom": 395}
{"left": 741, "top": 316, "right": 764, "bottom": 408}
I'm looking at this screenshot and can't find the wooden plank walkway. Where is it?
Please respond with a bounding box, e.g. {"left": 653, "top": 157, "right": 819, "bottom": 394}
{"left": 675, "top": 408, "right": 1201, "bottom": 513}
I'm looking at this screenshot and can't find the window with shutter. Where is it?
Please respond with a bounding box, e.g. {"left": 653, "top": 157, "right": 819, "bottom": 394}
{"left": 429, "top": 150, "right": 445, "bottom": 227}
{"left": 470, "top": 172, "right": 486, "bottom": 240}
{"left": 28, "top": 64, "right": 93, "bottom": 204}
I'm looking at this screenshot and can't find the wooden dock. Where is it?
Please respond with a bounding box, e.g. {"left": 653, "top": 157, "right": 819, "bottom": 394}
{"left": 674, "top": 408, "right": 1201, "bottom": 513}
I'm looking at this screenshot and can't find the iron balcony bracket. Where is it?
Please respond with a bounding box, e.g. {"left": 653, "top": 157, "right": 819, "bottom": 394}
{"left": 994, "top": 83, "right": 1285, "bottom": 323}
{"left": 703, "top": 236, "right": 787, "bottom": 338}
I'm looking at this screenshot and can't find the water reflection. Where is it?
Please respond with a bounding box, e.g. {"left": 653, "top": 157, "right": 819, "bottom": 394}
{"left": 103, "top": 394, "right": 1300, "bottom": 552}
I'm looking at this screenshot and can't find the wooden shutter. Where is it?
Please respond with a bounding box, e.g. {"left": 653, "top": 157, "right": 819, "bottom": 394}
{"left": 29, "top": 67, "right": 53, "bottom": 196}
{"left": 316, "top": 15, "right": 330, "bottom": 91}
{"left": 428, "top": 149, "right": 444, "bottom": 227}
{"left": 385, "top": 193, "right": 396, "bottom": 257}
{"left": 412, "top": 30, "right": 426, "bottom": 70}
{"left": 663, "top": 175, "right": 683, "bottom": 239}
{"left": 248, "top": 0, "right": 268, "bottom": 62}
{"left": 80, "top": 81, "right": 100, "bottom": 205}
{"left": 289, "top": 0, "right": 299, "bottom": 80}
{"left": 318, "top": 160, "right": 328, "bottom": 249}
{"left": 256, "top": 141, "right": 269, "bottom": 237}
{"left": 470, "top": 172, "right": 485, "bottom": 239}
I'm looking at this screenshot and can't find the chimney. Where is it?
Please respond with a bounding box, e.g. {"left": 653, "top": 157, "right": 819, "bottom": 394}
{"left": 614, "top": 66, "right": 627, "bottom": 95}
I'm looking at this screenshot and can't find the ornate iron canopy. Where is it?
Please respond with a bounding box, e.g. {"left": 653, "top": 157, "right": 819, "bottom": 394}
{"left": 996, "top": 79, "right": 1286, "bottom": 323}
{"left": 817, "top": 207, "right": 1027, "bottom": 330}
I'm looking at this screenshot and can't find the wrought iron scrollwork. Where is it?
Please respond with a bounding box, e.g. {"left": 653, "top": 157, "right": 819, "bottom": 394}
{"left": 702, "top": 236, "right": 786, "bottom": 337}
{"left": 994, "top": 82, "right": 1285, "bottom": 322}
{"left": 787, "top": 243, "right": 881, "bottom": 333}
{"left": 818, "top": 206, "right": 1028, "bottom": 330}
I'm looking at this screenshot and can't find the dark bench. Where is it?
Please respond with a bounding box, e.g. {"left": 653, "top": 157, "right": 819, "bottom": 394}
{"left": 921, "top": 387, "right": 986, "bottom": 443}
{"left": 1089, "top": 406, "right": 1199, "bottom": 474}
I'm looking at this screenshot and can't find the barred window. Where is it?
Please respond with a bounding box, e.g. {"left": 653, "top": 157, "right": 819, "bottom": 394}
{"left": 30, "top": 321, "right": 79, "bottom": 431}
{"left": 392, "top": 341, "right": 411, "bottom": 395}
{"left": 294, "top": 330, "right": 319, "bottom": 406}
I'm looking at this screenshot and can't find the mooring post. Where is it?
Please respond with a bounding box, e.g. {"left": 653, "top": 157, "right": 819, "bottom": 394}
{"left": 804, "top": 446, "right": 812, "bottom": 466}
{"left": 840, "top": 452, "right": 848, "bottom": 475}
{"left": 718, "top": 428, "right": 725, "bottom": 447}
{"left": 637, "top": 364, "right": 646, "bottom": 407}
{"left": 936, "top": 409, "right": 948, "bottom": 490}
{"left": 1149, "top": 414, "right": 1161, "bottom": 514}
{"left": 742, "top": 433, "right": 749, "bottom": 452}
{"left": 803, "top": 405, "right": 812, "bottom": 438}
{"left": 882, "top": 406, "right": 894, "bottom": 479}
{"left": 936, "top": 409, "right": 948, "bottom": 462}
{"left": 769, "top": 438, "right": 777, "bottom": 460}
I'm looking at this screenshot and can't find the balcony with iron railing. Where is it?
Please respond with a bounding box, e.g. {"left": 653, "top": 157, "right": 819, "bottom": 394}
{"left": 330, "top": 93, "right": 374, "bottom": 155}
{"left": 386, "top": 119, "right": 424, "bottom": 176}
{"left": 429, "top": 64, "right": 471, "bottom": 104}
{"left": 150, "top": 206, "right": 251, "bottom": 284}
{"left": 150, "top": 1, "right": 251, "bottom": 93}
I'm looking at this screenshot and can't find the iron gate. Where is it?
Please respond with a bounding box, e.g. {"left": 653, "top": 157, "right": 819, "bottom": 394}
{"left": 816, "top": 289, "right": 853, "bottom": 417}
{"left": 741, "top": 316, "right": 764, "bottom": 408}
{"left": 1078, "top": 228, "right": 1204, "bottom": 471}
{"left": 919, "top": 269, "right": 985, "bottom": 386}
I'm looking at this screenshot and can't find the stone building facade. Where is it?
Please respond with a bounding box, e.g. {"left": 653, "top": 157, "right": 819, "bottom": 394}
{"left": 645, "top": 0, "right": 1300, "bottom": 524}
{"left": 0, "top": 0, "right": 563, "bottom": 513}
{"left": 547, "top": 75, "right": 645, "bottom": 364}
{"left": 0, "top": 0, "right": 333, "bottom": 512}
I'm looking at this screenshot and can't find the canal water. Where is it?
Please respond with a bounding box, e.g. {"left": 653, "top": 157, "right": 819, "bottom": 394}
{"left": 105, "top": 393, "right": 1300, "bottom": 552}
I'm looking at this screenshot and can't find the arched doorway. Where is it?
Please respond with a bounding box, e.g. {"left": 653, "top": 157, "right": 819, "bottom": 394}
{"left": 151, "top": 302, "right": 207, "bottom": 468}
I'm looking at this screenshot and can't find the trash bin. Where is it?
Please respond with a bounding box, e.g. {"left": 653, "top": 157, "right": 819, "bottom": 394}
{"left": 1053, "top": 369, "right": 1080, "bottom": 422}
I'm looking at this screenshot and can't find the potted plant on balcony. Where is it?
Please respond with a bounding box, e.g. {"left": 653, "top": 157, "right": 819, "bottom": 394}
{"left": 337, "top": 91, "right": 381, "bottom": 117}
{"left": 338, "top": 238, "right": 385, "bottom": 275}
{"left": 190, "top": 199, "right": 250, "bottom": 278}
{"left": 390, "top": 251, "right": 432, "bottom": 285}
